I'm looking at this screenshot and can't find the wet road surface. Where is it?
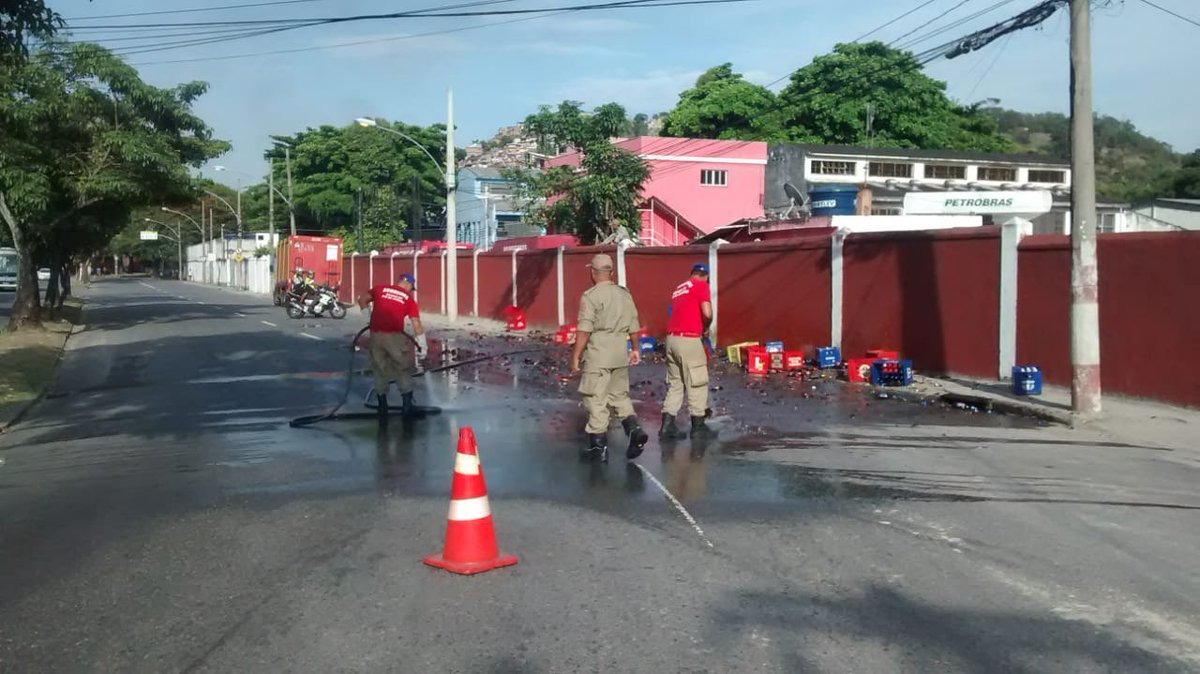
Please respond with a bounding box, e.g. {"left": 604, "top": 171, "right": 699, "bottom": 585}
{"left": 1, "top": 278, "right": 1198, "bottom": 672}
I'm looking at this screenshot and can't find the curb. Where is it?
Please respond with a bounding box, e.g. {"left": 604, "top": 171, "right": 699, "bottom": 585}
{"left": 937, "top": 391, "right": 1072, "bottom": 426}
{"left": 0, "top": 311, "right": 81, "bottom": 435}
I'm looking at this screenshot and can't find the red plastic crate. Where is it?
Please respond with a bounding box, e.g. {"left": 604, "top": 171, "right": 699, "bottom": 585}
{"left": 553, "top": 324, "right": 577, "bottom": 345}
{"left": 746, "top": 347, "right": 769, "bottom": 375}
{"left": 847, "top": 357, "right": 876, "bottom": 383}
{"left": 769, "top": 352, "right": 785, "bottom": 372}
{"left": 784, "top": 351, "right": 806, "bottom": 371}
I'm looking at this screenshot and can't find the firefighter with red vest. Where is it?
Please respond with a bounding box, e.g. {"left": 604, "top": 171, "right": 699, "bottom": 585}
{"left": 357, "top": 272, "right": 427, "bottom": 423}
{"left": 660, "top": 262, "right": 717, "bottom": 440}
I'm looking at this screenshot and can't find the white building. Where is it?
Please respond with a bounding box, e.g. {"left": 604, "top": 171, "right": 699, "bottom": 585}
{"left": 1128, "top": 198, "right": 1200, "bottom": 231}
{"left": 765, "top": 144, "right": 1130, "bottom": 234}
{"left": 455, "top": 167, "right": 542, "bottom": 250}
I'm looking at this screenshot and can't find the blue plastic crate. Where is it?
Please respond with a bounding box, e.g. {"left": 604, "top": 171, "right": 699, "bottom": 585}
{"left": 870, "top": 359, "right": 913, "bottom": 386}
{"left": 638, "top": 335, "right": 657, "bottom": 354}
{"left": 816, "top": 346, "right": 841, "bottom": 369}
{"left": 1012, "top": 365, "right": 1042, "bottom": 396}
{"left": 764, "top": 340, "right": 785, "bottom": 354}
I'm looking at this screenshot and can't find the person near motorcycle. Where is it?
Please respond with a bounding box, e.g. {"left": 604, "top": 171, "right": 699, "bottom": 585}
{"left": 356, "top": 272, "right": 427, "bottom": 422}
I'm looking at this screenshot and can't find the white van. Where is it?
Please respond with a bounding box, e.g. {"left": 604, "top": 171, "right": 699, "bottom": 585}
{"left": 0, "top": 247, "right": 18, "bottom": 292}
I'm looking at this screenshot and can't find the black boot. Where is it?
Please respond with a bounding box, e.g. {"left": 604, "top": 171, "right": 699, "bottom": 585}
{"left": 582, "top": 433, "right": 608, "bottom": 463}
{"left": 690, "top": 415, "right": 718, "bottom": 439}
{"left": 622, "top": 416, "right": 649, "bottom": 460}
{"left": 401, "top": 392, "right": 416, "bottom": 418}
{"left": 377, "top": 393, "right": 389, "bottom": 425}
{"left": 658, "top": 413, "right": 686, "bottom": 440}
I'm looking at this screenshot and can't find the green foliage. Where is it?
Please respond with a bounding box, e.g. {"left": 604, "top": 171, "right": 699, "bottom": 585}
{"left": 1170, "top": 151, "right": 1200, "bottom": 199}
{"left": 524, "top": 100, "right": 630, "bottom": 155}
{"left": 778, "top": 43, "right": 1012, "bottom": 151}
{"left": 1, "top": 0, "right": 62, "bottom": 59}
{"left": 983, "top": 107, "right": 1182, "bottom": 202}
{"left": 254, "top": 245, "right": 272, "bottom": 258}
{"left": 263, "top": 121, "right": 444, "bottom": 234}
{"left": 660, "top": 63, "right": 783, "bottom": 141}
{"left": 0, "top": 41, "right": 227, "bottom": 326}
{"left": 509, "top": 144, "right": 649, "bottom": 245}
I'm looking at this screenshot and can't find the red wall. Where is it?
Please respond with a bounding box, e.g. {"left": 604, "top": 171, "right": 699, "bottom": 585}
{"left": 475, "top": 254, "right": 513, "bottom": 320}
{"left": 1018, "top": 232, "right": 1200, "bottom": 407}
{"left": 625, "top": 247, "right": 709, "bottom": 335}
{"left": 338, "top": 230, "right": 1200, "bottom": 408}
{"left": 416, "top": 254, "right": 443, "bottom": 313}
{"left": 717, "top": 238, "right": 832, "bottom": 353}
{"left": 843, "top": 228, "right": 1000, "bottom": 378}
{"left": 516, "top": 249, "right": 560, "bottom": 327}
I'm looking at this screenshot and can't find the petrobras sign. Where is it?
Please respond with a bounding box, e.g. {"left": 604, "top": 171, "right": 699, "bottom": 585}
{"left": 903, "top": 190, "right": 1052, "bottom": 216}
{"left": 139, "top": 230, "right": 159, "bottom": 241}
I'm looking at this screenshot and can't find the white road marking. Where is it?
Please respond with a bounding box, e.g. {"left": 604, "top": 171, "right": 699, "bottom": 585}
{"left": 261, "top": 320, "right": 277, "bottom": 327}
{"left": 235, "top": 312, "right": 246, "bottom": 317}
{"left": 138, "top": 281, "right": 156, "bottom": 290}
{"left": 301, "top": 332, "right": 322, "bottom": 341}
{"left": 194, "top": 301, "right": 205, "bottom": 305}
{"left": 633, "top": 463, "right": 714, "bottom": 549}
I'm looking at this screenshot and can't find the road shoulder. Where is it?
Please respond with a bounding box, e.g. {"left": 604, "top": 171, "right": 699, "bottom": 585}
{"left": 0, "top": 298, "right": 83, "bottom": 432}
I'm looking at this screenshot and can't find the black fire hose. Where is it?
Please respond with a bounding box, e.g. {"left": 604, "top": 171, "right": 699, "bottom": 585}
{"left": 288, "top": 325, "right": 543, "bottom": 428}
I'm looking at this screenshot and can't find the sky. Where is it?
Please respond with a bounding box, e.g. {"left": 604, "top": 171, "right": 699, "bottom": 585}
{"left": 52, "top": 0, "right": 1200, "bottom": 183}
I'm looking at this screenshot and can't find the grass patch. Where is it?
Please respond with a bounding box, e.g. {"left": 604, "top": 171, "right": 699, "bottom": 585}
{"left": 0, "top": 299, "right": 82, "bottom": 422}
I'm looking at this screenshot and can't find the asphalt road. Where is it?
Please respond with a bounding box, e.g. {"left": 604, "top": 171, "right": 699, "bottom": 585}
{"left": 0, "top": 278, "right": 1197, "bottom": 672}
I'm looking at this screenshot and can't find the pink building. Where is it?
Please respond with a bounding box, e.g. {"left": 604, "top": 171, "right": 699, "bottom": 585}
{"left": 544, "top": 137, "right": 768, "bottom": 245}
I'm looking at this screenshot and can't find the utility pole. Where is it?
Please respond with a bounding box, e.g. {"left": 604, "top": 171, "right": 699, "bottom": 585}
{"left": 268, "top": 161, "right": 276, "bottom": 241}
{"left": 356, "top": 188, "right": 363, "bottom": 253}
{"left": 1069, "top": 0, "right": 1101, "bottom": 419}
{"left": 445, "top": 87, "right": 458, "bottom": 321}
{"left": 285, "top": 146, "right": 297, "bottom": 236}
{"left": 236, "top": 179, "right": 243, "bottom": 252}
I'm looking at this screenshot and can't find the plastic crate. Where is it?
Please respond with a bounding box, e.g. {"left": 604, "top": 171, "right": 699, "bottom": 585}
{"left": 846, "top": 358, "right": 876, "bottom": 383}
{"left": 726, "top": 342, "right": 759, "bottom": 365}
{"left": 816, "top": 346, "right": 841, "bottom": 369}
{"left": 553, "top": 324, "right": 577, "bottom": 345}
{"left": 746, "top": 347, "right": 769, "bottom": 375}
{"left": 866, "top": 349, "right": 899, "bottom": 361}
{"left": 638, "top": 335, "right": 657, "bottom": 354}
{"left": 769, "top": 352, "right": 785, "bottom": 372}
{"left": 870, "top": 359, "right": 913, "bottom": 386}
{"left": 784, "top": 351, "right": 806, "bottom": 371}
{"left": 1012, "top": 365, "right": 1043, "bottom": 396}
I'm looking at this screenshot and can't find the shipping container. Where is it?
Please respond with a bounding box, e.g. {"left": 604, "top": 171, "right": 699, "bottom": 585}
{"left": 273, "top": 235, "right": 342, "bottom": 305}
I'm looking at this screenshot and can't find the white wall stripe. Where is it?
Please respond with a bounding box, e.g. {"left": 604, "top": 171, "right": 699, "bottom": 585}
{"left": 454, "top": 452, "right": 480, "bottom": 476}
{"left": 639, "top": 154, "right": 766, "bottom": 166}
{"left": 448, "top": 496, "right": 491, "bottom": 521}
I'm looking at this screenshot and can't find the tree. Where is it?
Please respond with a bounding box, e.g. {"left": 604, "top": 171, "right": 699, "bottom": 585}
{"left": 1169, "top": 151, "right": 1200, "bottom": 199}
{"left": 777, "top": 42, "right": 1012, "bottom": 152}
{"left": 263, "top": 121, "right": 445, "bottom": 236}
{"left": 983, "top": 107, "right": 1181, "bottom": 202}
{"left": 660, "top": 63, "right": 783, "bottom": 141}
{"left": 0, "top": 42, "right": 228, "bottom": 329}
{"left": 1, "top": 0, "right": 62, "bottom": 59}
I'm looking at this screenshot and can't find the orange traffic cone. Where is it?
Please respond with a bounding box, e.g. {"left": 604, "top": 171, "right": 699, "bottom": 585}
{"left": 423, "top": 427, "right": 518, "bottom": 575}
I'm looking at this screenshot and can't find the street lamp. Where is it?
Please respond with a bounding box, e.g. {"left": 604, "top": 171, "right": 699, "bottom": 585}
{"left": 162, "top": 206, "right": 209, "bottom": 282}
{"left": 356, "top": 96, "right": 458, "bottom": 322}
{"left": 145, "top": 217, "right": 183, "bottom": 280}
{"left": 213, "top": 164, "right": 293, "bottom": 241}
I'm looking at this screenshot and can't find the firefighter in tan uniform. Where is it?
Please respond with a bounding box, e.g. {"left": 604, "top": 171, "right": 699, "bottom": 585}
{"left": 570, "top": 253, "right": 649, "bottom": 463}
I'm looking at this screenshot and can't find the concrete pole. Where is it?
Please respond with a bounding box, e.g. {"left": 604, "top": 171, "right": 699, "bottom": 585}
{"left": 445, "top": 88, "right": 459, "bottom": 321}
{"left": 268, "top": 161, "right": 276, "bottom": 240}
{"left": 285, "top": 147, "right": 297, "bottom": 236}
{"left": 1069, "top": 0, "right": 1102, "bottom": 419}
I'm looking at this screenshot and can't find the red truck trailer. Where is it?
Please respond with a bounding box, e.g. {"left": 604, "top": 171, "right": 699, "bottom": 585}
{"left": 273, "top": 235, "right": 343, "bottom": 305}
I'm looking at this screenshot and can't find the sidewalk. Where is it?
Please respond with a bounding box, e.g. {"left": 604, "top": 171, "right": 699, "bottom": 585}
{"left": 908, "top": 373, "right": 1199, "bottom": 452}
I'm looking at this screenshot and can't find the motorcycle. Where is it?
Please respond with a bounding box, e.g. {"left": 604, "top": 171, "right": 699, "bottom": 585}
{"left": 285, "top": 284, "right": 347, "bottom": 320}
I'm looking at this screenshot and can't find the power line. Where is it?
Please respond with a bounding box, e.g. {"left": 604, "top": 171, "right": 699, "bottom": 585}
{"left": 66, "top": 0, "right": 338, "bottom": 21}
{"left": 124, "top": 0, "right": 762, "bottom": 64}
{"left": 894, "top": 0, "right": 1022, "bottom": 51}
{"left": 853, "top": 0, "right": 943, "bottom": 42}
{"left": 965, "top": 32, "right": 1011, "bottom": 98}
{"left": 1137, "top": 0, "right": 1200, "bottom": 28}
{"left": 888, "top": 0, "right": 977, "bottom": 48}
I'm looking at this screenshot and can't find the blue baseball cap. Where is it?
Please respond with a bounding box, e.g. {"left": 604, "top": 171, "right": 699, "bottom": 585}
{"left": 398, "top": 272, "right": 417, "bottom": 289}
{"left": 691, "top": 262, "right": 710, "bottom": 275}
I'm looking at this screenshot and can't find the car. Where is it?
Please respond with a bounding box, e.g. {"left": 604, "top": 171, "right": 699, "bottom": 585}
{"left": 0, "top": 247, "right": 17, "bottom": 291}
{"left": 37, "top": 268, "right": 51, "bottom": 281}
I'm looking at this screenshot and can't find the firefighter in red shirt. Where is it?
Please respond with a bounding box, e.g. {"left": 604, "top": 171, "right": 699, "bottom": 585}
{"left": 357, "top": 272, "right": 427, "bottom": 422}
{"left": 660, "top": 262, "right": 717, "bottom": 440}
